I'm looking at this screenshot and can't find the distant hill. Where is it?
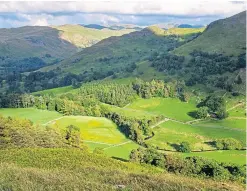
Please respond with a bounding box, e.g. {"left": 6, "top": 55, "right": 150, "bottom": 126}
{"left": 109, "top": 24, "right": 143, "bottom": 30}
{"left": 178, "top": 24, "right": 204, "bottom": 28}
{"left": 83, "top": 24, "right": 107, "bottom": 30}
{"left": 0, "top": 26, "right": 77, "bottom": 64}
{"left": 52, "top": 25, "right": 135, "bottom": 48}
{"left": 174, "top": 11, "right": 246, "bottom": 56}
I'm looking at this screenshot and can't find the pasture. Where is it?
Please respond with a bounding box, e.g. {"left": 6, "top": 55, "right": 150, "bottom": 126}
{"left": 48, "top": 115, "right": 140, "bottom": 159}
{"left": 0, "top": 108, "right": 62, "bottom": 124}
{"left": 197, "top": 118, "right": 246, "bottom": 130}
{"left": 48, "top": 116, "right": 129, "bottom": 144}
{"left": 126, "top": 97, "right": 197, "bottom": 122}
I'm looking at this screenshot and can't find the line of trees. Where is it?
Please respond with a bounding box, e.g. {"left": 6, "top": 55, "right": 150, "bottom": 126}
{"left": 130, "top": 147, "right": 246, "bottom": 183}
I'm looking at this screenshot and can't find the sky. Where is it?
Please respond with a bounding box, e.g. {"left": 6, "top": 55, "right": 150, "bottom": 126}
{"left": 0, "top": 0, "right": 246, "bottom": 28}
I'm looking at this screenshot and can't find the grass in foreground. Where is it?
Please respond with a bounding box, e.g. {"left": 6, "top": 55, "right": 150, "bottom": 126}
{"left": 0, "top": 148, "right": 244, "bottom": 191}
{"left": 0, "top": 108, "right": 62, "bottom": 124}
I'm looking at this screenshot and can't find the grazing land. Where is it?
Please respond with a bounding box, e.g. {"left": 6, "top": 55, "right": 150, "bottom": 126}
{"left": 48, "top": 116, "right": 129, "bottom": 144}
{"left": 126, "top": 97, "right": 198, "bottom": 122}
{"left": 147, "top": 120, "right": 246, "bottom": 151}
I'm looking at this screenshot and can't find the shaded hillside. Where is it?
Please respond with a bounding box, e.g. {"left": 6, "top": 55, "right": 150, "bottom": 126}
{"left": 0, "top": 26, "right": 77, "bottom": 64}
{"left": 173, "top": 11, "right": 246, "bottom": 56}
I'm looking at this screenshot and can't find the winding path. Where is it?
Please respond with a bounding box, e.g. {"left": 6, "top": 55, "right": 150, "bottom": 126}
{"left": 103, "top": 140, "right": 131, "bottom": 150}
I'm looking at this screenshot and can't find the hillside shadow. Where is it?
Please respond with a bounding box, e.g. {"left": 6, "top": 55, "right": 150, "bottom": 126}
{"left": 169, "top": 143, "right": 180, "bottom": 151}
{"left": 111, "top": 156, "right": 129, "bottom": 162}
{"left": 187, "top": 111, "right": 197, "bottom": 118}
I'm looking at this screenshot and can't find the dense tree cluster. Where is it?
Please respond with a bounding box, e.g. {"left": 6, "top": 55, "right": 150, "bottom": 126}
{"left": 130, "top": 148, "right": 246, "bottom": 183}
{"left": 105, "top": 111, "right": 163, "bottom": 144}
{"left": 1, "top": 57, "right": 46, "bottom": 73}
{"left": 149, "top": 52, "right": 185, "bottom": 74}
{"left": 197, "top": 95, "right": 228, "bottom": 119}
{"left": 78, "top": 82, "right": 137, "bottom": 107}
{"left": 213, "top": 138, "right": 244, "bottom": 150}
{"left": 185, "top": 51, "right": 246, "bottom": 89}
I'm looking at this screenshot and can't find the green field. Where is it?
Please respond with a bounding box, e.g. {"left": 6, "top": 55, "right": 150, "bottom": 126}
{"left": 127, "top": 97, "right": 197, "bottom": 122}
{"left": 47, "top": 115, "right": 140, "bottom": 159}
{"left": 178, "top": 150, "right": 246, "bottom": 165}
{"left": 0, "top": 108, "right": 62, "bottom": 124}
{"left": 104, "top": 142, "right": 140, "bottom": 160}
{"left": 48, "top": 116, "right": 128, "bottom": 144}
{"left": 146, "top": 120, "right": 246, "bottom": 151}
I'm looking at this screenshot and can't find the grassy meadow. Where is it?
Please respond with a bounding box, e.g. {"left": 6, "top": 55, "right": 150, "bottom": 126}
{"left": 126, "top": 97, "right": 197, "bottom": 122}
{"left": 48, "top": 116, "right": 129, "bottom": 144}
{"left": 147, "top": 120, "right": 246, "bottom": 151}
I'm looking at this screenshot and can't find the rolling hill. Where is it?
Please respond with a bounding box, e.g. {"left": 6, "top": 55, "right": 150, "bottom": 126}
{"left": 0, "top": 25, "right": 135, "bottom": 71}
{"left": 40, "top": 26, "right": 202, "bottom": 75}
{"left": 173, "top": 11, "right": 246, "bottom": 56}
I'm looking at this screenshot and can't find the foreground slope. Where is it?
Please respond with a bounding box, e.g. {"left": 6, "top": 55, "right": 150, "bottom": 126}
{"left": 173, "top": 11, "right": 246, "bottom": 56}
{"left": 0, "top": 148, "right": 244, "bottom": 191}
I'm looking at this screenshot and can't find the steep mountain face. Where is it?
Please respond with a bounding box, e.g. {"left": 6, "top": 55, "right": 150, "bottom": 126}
{"left": 173, "top": 11, "right": 246, "bottom": 56}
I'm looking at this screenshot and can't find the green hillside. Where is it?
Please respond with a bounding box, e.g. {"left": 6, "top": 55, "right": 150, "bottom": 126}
{"left": 173, "top": 11, "right": 246, "bottom": 56}
{"left": 40, "top": 26, "right": 201, "bottom": 75}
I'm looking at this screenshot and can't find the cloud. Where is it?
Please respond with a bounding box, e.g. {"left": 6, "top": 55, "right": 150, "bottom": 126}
{"left": 0, "top": 0, "right": 245, "bottom": 16}
{"left": 0, "top": 0, "right": 245, "bottom": 28}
